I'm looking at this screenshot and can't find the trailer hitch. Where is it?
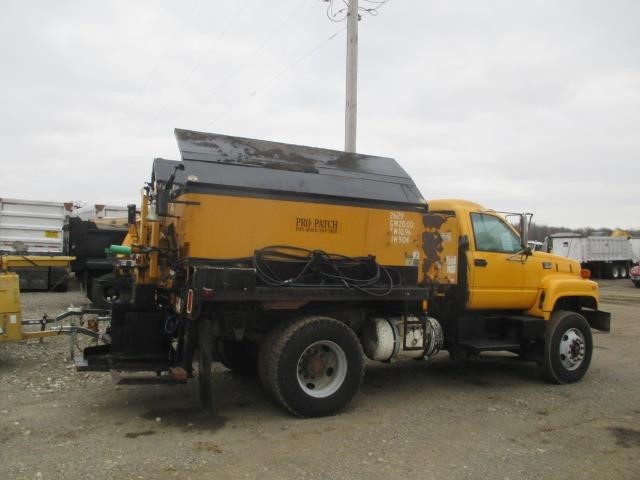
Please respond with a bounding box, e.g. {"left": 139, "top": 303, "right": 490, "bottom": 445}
{"left": 19, "top": 307, "right": 111, "bottom": 360}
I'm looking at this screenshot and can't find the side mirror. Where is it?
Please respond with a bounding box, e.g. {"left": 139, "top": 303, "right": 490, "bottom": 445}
{"left": 519, "top": 216, "right": 528, "bottom": 249}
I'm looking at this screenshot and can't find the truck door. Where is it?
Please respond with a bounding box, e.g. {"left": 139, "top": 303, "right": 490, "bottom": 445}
{"left": 467, "top": 212, "right": 539, "bottom": 310}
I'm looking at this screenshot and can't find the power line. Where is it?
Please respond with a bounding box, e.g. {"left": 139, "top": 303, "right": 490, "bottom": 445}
{"left": 175, "top": 0, "right": 251, "bottom": 92}
{"left": 140, "top": 0, "right": 202, "bottom": 92}
{"left": 322, "top": 0, "right": 389, "bottom": 22}
{"left": 175, "top": 0, "right": 309, "bottom": 126}
{"left": 200, "top": 0, "right": 309, "bottom": 104}
{"left": 206, "top": 27, "right": 346, "bottom": 127}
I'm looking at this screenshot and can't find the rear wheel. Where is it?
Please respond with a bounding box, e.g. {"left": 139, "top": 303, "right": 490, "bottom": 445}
{"left": 610, "top": 265, "right": 620, "bottom": 279}
{"left": 258, "top": 316, "right": 364, "bottom": 417}
{"left": 540, "top": 310, "right": 592, "bottom": 384}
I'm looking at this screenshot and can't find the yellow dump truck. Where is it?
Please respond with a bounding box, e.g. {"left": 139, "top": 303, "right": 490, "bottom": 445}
{"left": 77, "top": 129, "right": 610, "bottom": 417}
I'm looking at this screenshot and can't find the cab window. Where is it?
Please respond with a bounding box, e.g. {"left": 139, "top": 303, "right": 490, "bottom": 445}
{"left": 471, "top": 213, "right": 522, "bottom": 253}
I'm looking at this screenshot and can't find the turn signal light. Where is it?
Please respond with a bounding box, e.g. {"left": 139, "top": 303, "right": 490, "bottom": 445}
{"left": 581, "top": 269, "right": 591, "bottom": 279}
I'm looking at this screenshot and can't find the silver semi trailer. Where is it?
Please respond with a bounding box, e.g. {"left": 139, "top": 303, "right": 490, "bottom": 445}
{"left": 546, "top": 233, "right": 635, "bottom": 279}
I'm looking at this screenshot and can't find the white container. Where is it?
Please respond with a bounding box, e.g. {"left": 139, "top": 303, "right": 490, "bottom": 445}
{"left": 0, "top": 198, "right": 69, "bottom": 254}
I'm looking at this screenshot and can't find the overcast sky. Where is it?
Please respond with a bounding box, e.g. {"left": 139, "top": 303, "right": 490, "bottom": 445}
{"left": 1, "top": 0, "right": 638, "bottom": 228}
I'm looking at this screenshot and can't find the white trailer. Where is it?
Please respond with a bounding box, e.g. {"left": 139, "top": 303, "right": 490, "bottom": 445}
{"left": 547, "top": 233, "right": 635, "bottom": 279}
{"left": 0, "top": 198, "right": 71, "bottom": 290}
{"left": 0, "top": 198, "right": 70, "bottom": 253}
{"left": 72, "top": 204, "right": 128, "bottom": 221}
{"left": 630, "top": 238, "right": 640, "bottom": 264}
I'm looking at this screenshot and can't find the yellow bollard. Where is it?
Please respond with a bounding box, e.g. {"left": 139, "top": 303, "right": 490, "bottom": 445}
{"left": 0, "top": 272, "right": 23, "bottom": 342}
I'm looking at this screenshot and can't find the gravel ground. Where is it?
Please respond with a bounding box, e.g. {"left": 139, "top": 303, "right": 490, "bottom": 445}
{"left": 1, "top": 279, "right": 639, "bottom": 480}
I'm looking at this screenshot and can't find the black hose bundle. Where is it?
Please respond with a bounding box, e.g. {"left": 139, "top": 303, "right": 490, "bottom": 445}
{"left": 253, "top": 245, "right": 398, "bottom": 296}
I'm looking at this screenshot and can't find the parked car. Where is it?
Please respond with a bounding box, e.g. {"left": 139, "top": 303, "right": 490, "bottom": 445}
{"left": 630, "top": 264, "right": 640, "bottom": 288}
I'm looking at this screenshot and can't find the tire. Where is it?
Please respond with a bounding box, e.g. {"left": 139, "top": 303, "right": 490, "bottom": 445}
{"left": 258, "top": 320, "right": 294, "bottom": 400}
{"left": 258, "top": 316, "right": 364, "bottom": 418}
{"left": 216, "top": 338, "right": 259, "bottom": 377}
{"left": 52, "top": 281, "right": 68, "bottom": 292}
{"left": 618, "top": 265, "right": 628, "bottom": 279}
{"left": 540, "top": 310, "right": 593, "bottom": 384}
{"left": 633, "top": 281, "right": 640, "bottom": 288}
{"left": 610, "top": 265, "right": 620, "bottom": 279}
{"left": 48, "top": 267, "right": 69, "bottom": 292}
{"left": 198, "top": 319, "right": 214, "bottom": 415}
{"left": 90, "top": 273, "right": 131, "bottom": 309}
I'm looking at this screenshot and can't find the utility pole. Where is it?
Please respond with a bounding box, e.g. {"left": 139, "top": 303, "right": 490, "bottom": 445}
{"left": 344, "top": 0, "right": 358, "bottom": 153}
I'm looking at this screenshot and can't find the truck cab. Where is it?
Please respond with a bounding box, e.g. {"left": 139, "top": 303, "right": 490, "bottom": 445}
{"left": 427, "top": 199, "right": 610, "bottom": 383}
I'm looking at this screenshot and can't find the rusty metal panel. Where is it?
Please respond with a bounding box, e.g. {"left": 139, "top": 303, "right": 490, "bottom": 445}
{"left": 422, "top": 213, "right": 459, "bottom": 285}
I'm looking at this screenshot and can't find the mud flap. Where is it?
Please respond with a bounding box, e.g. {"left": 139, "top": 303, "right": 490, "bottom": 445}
{"left": 582, "top": 309, "right": 611, "bottom": 332}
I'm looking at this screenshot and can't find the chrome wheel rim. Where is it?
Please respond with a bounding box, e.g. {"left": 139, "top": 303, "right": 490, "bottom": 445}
{"left": 559, "top": 328, "right": 585, "bottom": 371}
{"left": 296, "top": 341, "right": 347, "bottom": 398}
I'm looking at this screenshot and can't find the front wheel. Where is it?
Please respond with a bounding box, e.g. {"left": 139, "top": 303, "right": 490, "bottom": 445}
{"left": 258, "top": 316, "right": 364, "bottom": 417}
{"left": 540, "top": 310, "right": 593, "bottom": 384}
